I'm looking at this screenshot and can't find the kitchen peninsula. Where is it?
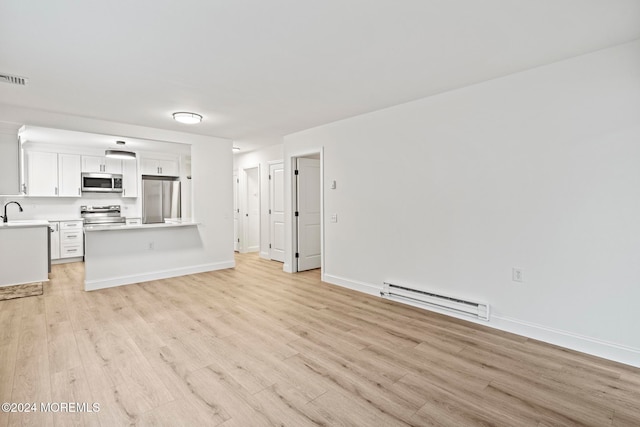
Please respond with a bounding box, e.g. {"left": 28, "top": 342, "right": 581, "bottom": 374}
{"left": 0, "top": 220, "right": 49, "bottom": 299}
{"left": 83, "top": 220, "right": 213, "bottom": 291}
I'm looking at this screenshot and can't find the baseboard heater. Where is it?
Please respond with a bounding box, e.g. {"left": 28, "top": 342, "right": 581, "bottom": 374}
{"left": 381, "top": 282, "right": 490, "bottom": 321}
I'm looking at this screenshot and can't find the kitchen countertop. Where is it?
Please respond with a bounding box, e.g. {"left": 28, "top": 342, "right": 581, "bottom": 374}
{"left": 0, "top": 220, "right": 50, "bottom": 229}
{"left": 83, "top": 221, "right": 199, "bottom": 232}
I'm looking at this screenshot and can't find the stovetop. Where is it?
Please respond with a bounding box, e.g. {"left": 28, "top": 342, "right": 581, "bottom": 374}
{"left": 81, "top": 205, "right": 126, "bottom": 225}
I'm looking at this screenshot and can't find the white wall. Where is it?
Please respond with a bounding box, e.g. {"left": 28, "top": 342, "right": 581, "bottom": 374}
{"left": 0, "top": 105, "right": 235, "bottom": 271}
{"left": 283, "top": 40, "right": 640, "bottom": 367}
{"left": 233, "top": 143, "right": 283, "bottom": 259}
{"left": 0, "top": 122, "right": 20, "bottom": 195}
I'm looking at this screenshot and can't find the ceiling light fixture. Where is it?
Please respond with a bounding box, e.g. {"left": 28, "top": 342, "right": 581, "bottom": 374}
{"left": 173, "top": 112, "right": 203, "bottom": 124}
{"left": 232, "top": 146, "right": 240, "bottom": 152}
{"left": 105, "top": 149, "right": 136, "bottom": 159}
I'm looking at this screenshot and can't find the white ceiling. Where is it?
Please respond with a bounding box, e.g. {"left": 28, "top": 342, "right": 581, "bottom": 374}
{"left": 1, "top": 1, "right": 639, "bottom": 152}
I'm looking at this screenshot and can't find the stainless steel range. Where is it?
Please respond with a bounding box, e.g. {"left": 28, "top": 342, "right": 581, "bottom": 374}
{"left": 81, "top": 205, "right": 126, "bottom": 228}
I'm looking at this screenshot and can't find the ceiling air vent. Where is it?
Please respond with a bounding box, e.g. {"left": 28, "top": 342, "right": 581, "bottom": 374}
{"left": 0, "top": 74, "right": 29, "bottom": 86}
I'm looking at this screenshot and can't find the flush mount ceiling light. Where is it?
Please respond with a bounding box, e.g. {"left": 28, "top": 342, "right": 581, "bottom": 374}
{"left": 173, "top": 112, "right": 203, "bottom": 124}
{"left": 232, "top": 146, "right": 240, "bottom": 152}
{"left": 105, "top": 140, "right": 136, "bottom": 159}
{"left": 105, "top": 149, "right": 136, "bottom": 159}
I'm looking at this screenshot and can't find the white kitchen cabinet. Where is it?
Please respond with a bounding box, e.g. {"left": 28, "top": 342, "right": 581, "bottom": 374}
{"left": 57, "top": 154, "right": 82, "bottom": 197}
{"left": 24, "top": 151, "right": 58, "bottom": 196}
{"left": 49, "top": 222, "right": 60, "bottom": 260}
{"left": 122, "top": 158, "right": 138, "bottom": 198}
{"left": 59, "top": 220, "right": 84, "bottom": 259}
{"left": 141, "top": 158, "right": 179, "bottom": 176}
{"left": 81, "top": 155, "right": 122, "bottom": 174}
{"left": 23, "top": 151, "right": 81, "bottom": 197}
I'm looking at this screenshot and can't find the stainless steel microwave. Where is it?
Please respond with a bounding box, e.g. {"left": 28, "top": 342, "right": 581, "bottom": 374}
{"left": 81, "top": 173, "right": 123, "bottom": 193}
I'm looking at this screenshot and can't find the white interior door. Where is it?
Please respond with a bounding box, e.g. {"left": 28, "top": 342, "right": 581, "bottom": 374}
{"left": 296, "top": 157, "right": 321, "bottom": 271}
{"left": 245, "top": 167, "right": 260, "bottom": 252}
{"left": 269, "top": 162, "right": 285, "bottom": 262}
{"left": 233, "top": 172, "right": 239, "bottom": 251}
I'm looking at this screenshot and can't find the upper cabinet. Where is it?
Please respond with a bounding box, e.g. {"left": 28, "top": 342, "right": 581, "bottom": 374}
{"left": 81, "top": 155, "right": 122, "bottom": 174}
{"left": 17, "top": 126, "right": 190, "bottom": 200}
{"left": 121, "top": 158, "right": 138, "bottom": 198}
{"left": 58, "top": 154, "right": 82, "bottom": 197}
{"left": 23, "top": 151, "right": 81, "bottom": 197}
{"left": 141, "top": 158, "right": 179, "bottom": 176}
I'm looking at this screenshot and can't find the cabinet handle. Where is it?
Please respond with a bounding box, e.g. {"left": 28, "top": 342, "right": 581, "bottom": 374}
{"left": 123, "top": 189, "right": 126, "bottom": 196}
{"left": 78, "top": 188, "right": 81, "bottom": 196}
{"left": 55, "top": 186, "right": 58, "bottom": 195}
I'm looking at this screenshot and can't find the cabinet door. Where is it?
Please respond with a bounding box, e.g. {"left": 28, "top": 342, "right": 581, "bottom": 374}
{"left": 140, "top": 158, "right": 159, "bottom": 175}
{"left": 58, "top": 154, "right": 81, "bottom": 197}
{"left": 25, "top": 151, "right": 58, "bottom": 196}
{"left": 140, "top": 158, "right": 179, "bottom": 176}
{"left": 157, "top": 159, "right": 179, "bottom": 176}
{"left": 122, "top": 158, "right": 138, "bottom": 198}
{"left": 104, "top": 157, "right": 122, "bottom": 174}
{"left": 50, "top": 222, "right": 60, "bottom": 260}
{"left": 81, "top": 156, "right": 104, "bottom": 173}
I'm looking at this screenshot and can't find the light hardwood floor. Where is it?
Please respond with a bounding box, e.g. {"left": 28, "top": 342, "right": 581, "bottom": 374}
{"left": 1, "top": 253, "right": 639, "bottom": 426}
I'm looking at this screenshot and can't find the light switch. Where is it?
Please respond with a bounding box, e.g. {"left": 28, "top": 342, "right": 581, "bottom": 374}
{"left": 330, "top": 214, "right": 338, "bottom": 223}
{"left": 330, "top": 180, "right": 336, "bottom": 189}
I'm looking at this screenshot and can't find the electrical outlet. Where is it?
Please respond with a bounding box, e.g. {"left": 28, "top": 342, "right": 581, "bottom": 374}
{"left": 148, "top": 242, "right": 154, "bottom": 250}
{"left": 512, "top": 268, "right": 523, "bottom": 283}
{"left": 330, "top": 214, "right": 338, "bottom": 223}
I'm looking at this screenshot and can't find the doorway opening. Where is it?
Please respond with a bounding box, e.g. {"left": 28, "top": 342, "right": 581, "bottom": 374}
{"left": 292, "top": 153, "right": 321, "bottom": 272}
{"left": 268, "top": 161, "right": 285, "bottom": 262}
{"left": 233, "top": 170, "right": 239, "bottom": 252}
{"left": 242, "top": 166, "right": 260, "bottom": 253}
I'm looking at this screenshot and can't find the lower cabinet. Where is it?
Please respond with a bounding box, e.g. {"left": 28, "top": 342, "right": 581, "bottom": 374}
{"left": 49, "top": 222, "right": 60, "bottom": 260}
{"left": 50, "top": 220, "right": 84, "bottom": 260}
{"left": 125, "top": 217, "right": 141, "bottom": 225}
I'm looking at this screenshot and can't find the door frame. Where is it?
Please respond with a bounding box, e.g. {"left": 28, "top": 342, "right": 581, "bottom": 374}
{"left": 233, "top": 170, "right": 239, "bottom": 251}
{"left": 288, "top": 148, "right": 324, "bottom": 274}
{"left": 268, "top": 160, "right": 284, "bottom": 262}
{"left": 241, "top": 164, "right": 261, "bottom": 253}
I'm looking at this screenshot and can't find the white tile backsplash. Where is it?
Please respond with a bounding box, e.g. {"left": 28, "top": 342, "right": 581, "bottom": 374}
{"left": 0, "top": 195, "right": 139, "bottom": 221}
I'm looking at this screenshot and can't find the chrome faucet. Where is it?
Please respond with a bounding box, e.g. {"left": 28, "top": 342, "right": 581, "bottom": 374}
{"left": 2, "top": 201, "right": 23, "bottom": 223}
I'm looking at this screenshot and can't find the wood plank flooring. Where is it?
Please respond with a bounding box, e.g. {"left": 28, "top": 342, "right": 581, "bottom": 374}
{"left": 1, "top": 253, "right": 639, "bottom": 426}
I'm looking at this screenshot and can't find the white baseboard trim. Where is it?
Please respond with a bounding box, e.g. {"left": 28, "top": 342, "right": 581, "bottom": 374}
{"left": 259, "top": 251, "right": 270, "bottom": 260}
{"left": 322, "top": 273, "right": 640, "bottom": 368}
{"left": 84, "top": 260, "right": 235, "bottom": 291}
{"left": 52, "top": 256, "right": 84, "bottom": 265}
{"left": 491, "top": 314, "right": 640, "bottom": 368}
{"left": 322, "top": 273, "right": 381, "bottom": 297}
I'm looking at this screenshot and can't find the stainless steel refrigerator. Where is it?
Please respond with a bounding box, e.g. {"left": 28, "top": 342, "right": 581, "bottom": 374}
{"left": 142, "top": 176, "right": 181, "bottom": 224}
